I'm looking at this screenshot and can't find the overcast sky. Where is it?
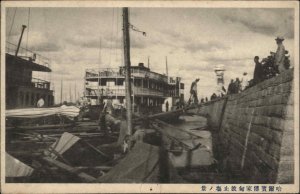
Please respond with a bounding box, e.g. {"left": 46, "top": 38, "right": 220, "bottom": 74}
{"left": 5, "top": 7, "right": 295, "bottom": 102}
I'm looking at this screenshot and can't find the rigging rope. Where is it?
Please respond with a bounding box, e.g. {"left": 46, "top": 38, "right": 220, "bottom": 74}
{"left": 43, "top": 9, "right": 49, "bottom": 82}
{"left": 8, "top": 8, "right": 17, "bottom": 42}
{"left": 109, "top": 8, "right": 115, "bottom": 68}
{"left": 115, "top": 9, "right": 119, "bottom": 66}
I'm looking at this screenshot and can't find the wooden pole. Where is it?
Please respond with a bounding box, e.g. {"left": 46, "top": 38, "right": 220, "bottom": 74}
{"left": 123, "top": 8, "right": 132, "bottom": 135}
{"left": 69, "top": 83, "right": 72, "bottom": 103}
{"left": 74, "top": 82, "right": 77, "bottom": 102}
{"left": 60, "top": 77, "right": 63, "bottom": 104}
{"left": 165, "top": 56, "right": 168, "bottom": 76}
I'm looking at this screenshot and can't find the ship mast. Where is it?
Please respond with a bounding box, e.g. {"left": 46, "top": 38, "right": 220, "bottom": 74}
{"left": 60, "top": 77, "right": 63, "bottom": 104}
{"left": 122, "top": 8, "right": 133, "bottom": 136}
{"left": 15, "top": 25, "right": 27, "bottom": 56}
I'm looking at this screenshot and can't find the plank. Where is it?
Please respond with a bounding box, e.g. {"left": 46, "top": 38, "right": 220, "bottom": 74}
{"left": 43, "top": 157, "right": 96, "bottom": 182}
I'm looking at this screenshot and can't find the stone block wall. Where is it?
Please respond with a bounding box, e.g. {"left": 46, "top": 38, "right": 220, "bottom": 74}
{"left": 188, "top": 98, "right": 227, "bottom": 130}
{"left": 189, "top": 68, "right": 295, "bottom": 183}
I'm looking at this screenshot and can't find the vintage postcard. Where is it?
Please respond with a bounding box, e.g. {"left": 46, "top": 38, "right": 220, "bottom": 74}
{"left": 1, "top": 0, "right": 299, "bottom": 193}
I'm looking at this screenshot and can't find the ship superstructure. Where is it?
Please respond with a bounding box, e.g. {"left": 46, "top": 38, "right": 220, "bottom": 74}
{"left": 84, "top": 63, "right": 184, "bottom": 113}
{"left": 5, "top": 41, "right": 54, "bottom": 109}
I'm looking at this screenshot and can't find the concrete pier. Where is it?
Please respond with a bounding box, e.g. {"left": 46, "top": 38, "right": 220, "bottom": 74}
{"left": 187, "top": 69, "right": 295, "bottom": 183}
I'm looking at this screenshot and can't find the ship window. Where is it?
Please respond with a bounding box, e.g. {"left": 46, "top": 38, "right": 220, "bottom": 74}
{"left": 48, "top": 95, "right": 51, "bottom": 106}
{"left": 107, "top": 81, "right": 115, "bottom": 87}
{"left": 25, "top": 93, "right": 30, "bottom": 106}
{"left": 19, "top": 92, "right": 24, "bottom": 106}
{"left": 31, "top": 93, "right": 35, "bottom": 105}
{"left": 100, "top": 80, "right": 106, "bottom": 86}
{"left": 180, "top": 83, "right": 184, "bottom": 89}
{"left": 36, "top": 93, "right": 40, "bottom": 105}
{"left": 116, "top": 79, "right": 124, "bottom": 86}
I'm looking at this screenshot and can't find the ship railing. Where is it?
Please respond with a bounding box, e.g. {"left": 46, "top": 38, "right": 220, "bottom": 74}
{"left": 86, "top": 86, "right": 165, "bottom": 97}
{"left": 9, "top": 75, "right": 51, "bottom": 90}
{"left": 6, "top": 42, "right": 51, "bottom": 70}
{"left": 85, "top": 67, "right": 168, "bottom": 82}
{"left": 31, "top": 77, "right": 51, "bottom": 90}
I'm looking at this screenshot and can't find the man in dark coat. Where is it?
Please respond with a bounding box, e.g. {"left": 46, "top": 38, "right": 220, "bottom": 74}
{"left": 227, "top": 79, "right": 234, "bottom": 94}
{"left": 210, "top": 93, "right": 217, "bottom": 100}
{"left": 253, "top": 56, "right": 264, "bottom": 85}
{"left": 234, "top": 78, "right": 241, "bottom": 93}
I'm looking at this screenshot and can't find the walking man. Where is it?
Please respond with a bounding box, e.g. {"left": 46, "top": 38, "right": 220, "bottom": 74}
{"left": 275, "top": 36, "right": 286, "bottom": 73}
{"left": 188, "top": 78, "right": 200, "bottom": 105}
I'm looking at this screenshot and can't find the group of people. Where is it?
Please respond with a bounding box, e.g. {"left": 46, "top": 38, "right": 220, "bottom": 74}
{"left": 227, "top": 78, "right": 244, "bottom": 94}
{"left": 187, "top": 36, "right": 290, "bottom": 106}
{"left": 252, "top": 36, "right": 290, "bottom": 85}
{"left": 228, "top": 36, "right": 290, "bottom": 94}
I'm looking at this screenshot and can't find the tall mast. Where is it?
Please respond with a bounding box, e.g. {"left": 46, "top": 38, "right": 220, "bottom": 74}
{"left": 15, "top": 25, "right": 27, "bottom": 56}
{"left": 165, "top": 56, "right": 168, "bottom": 76}
{"left": 74, "top": 82, "right": 77, "bottom": 102}
{"left": 123, "top": 7, "right": 132, "bottom": 135}
{"left": 69, "top": 83, "right": 72, "bottom": 102}
{"left": 98, "top": 37, "right": 101, "bottom": 105}
{"left": 60, "top": 78, "right": 63, "bottom": 104}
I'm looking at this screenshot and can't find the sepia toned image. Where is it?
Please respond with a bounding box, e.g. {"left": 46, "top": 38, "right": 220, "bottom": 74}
{"left": 1, "top": 1, "right": 299, "bottom": 193}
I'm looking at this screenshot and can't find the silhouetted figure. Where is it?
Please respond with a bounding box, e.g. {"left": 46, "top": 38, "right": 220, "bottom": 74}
{"left": 210, "top": 93, "right": 217, "bottom": 100}
{"left": 235, "top": 77, "right": 242, "bottom": 94}
{"left": 205, "top": 97, "right": 208, "bottom": 102}
{"left": 253, "top": 56, "right": 264, "bottom": 85}
{"left": 188, "top": 78, "right": 200, "bottom": 105}
{"left": 233, "top": 78, "right": 241, "bottom": 94}
{"left": 227, "top": 79, "right": 235, "bottom": 94}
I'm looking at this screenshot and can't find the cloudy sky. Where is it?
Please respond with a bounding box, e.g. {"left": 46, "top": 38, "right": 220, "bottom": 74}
{"left": 5, "top": 7, "right": 295, "bottom": 102}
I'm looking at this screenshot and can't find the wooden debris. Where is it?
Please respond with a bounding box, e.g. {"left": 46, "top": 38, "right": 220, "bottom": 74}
{"left": 43, "top": 157, "right": 96, "bottom": 182}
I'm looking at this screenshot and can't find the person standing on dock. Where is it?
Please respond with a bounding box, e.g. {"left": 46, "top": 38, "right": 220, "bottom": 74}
{"left": 274, "top": 36, "right": 286, "bottom": 73}
{"left": 227, "top": 79, "right": 234, "bottom": 94}
{"left": 253, "top": 56, "right": 264, "bottom": 85}
{"left": 188, "top": 78, "right": 200, "bottom": 105}
{"left": 234, "top": 78, "right": 241, "bottom": 93}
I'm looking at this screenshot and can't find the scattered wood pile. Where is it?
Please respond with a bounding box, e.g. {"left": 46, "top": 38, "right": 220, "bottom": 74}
{"left": 6, "top": 108, "right": 220, "bottom": 183}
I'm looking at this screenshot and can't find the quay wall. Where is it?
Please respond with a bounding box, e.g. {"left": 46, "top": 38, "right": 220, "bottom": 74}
{"left": 188, "top": 68, "right": 295, "bottom": 183}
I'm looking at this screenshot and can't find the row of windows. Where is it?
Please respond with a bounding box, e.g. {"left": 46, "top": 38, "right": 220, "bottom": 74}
{"left": 97, "top": 79, "right": 175, "bottom": 91}
{"left": 19, "top": 91, "right": 53, "bottom": 107}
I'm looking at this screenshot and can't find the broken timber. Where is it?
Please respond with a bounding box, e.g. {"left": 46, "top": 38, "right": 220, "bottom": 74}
{"left": 43, "top": 157, "right": 97, "bottom": 182}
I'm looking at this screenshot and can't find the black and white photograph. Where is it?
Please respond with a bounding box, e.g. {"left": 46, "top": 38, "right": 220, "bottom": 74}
{"left": 1, "top": 1, "right": 299, "bottom": 193}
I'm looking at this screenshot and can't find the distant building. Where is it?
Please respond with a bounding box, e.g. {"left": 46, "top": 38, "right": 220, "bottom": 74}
{"left": 5, "top": 42, "right": 54, "bottom": 109}
{"left": 214, "top": 64, "right": 226, "bottom": 95}
{"left": 84, "top": 63, "right": 184, "bottom": 113}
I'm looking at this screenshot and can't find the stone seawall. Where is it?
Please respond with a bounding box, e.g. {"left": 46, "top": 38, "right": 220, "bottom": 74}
{"left": 188, "top": 68, "right": 294, "bottom": 183}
